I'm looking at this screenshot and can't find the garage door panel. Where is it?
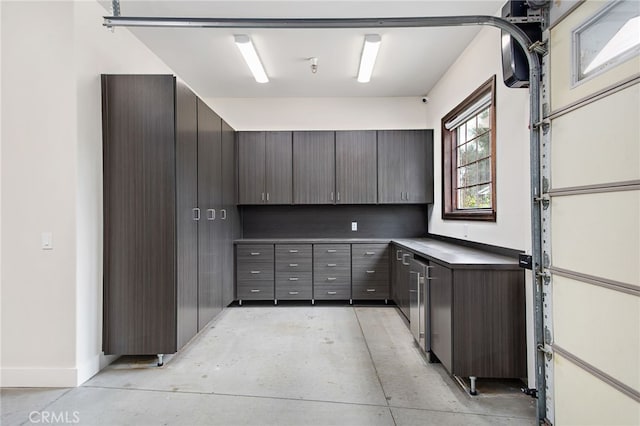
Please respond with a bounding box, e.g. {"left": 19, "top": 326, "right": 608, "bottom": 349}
{"left": 550, "top": 0, "right": 640, "bottom": 110}
{"left": 551, "top": 191, "right": 640, "bottom": 285}
{"left": 551, "top": 85, "right": 640, "bottom": 188}
{"left": 555, "top": 355, "right": 640, "bottom": 426}
{"left": 553, "top": 275, "right": 640, "bottom": 390}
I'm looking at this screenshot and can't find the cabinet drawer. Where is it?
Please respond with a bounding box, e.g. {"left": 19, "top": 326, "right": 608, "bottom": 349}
{"left": 237, "top": 280, "right": 274, "bottom": 300}
{"left": 352, "top": 282, "right": 389, "bottom": 299}
{"left": 237, "top": 265, "right": 274, "bottom": 281}
{"left": 237, "top": 244, "right": 274, "bottom": 263}
{"left": 275, "top": 280, "right": 313, "bottom": 300}
{"left": 314, "top": 274, "right": 350, "bottom": 286}
{"left": 314, "top": 283, "right": 351, "bottom": 300}
{"left": 276, "top": 271, "right": 312, "bottom": 284}
{"left": 351, "top": 244, "right": 389, "bottom": 260}
{"left": 351, "top": 267, "right": 389, "bottom": 283}
{"left": 276, "top": 244, "right": 312, "bottom": 271}
{"left": 313, "top": 244, "right": 351, "bottom": 262}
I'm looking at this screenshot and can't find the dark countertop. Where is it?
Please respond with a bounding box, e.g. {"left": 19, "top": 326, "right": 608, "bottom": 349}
{"left": 391, "top": 238, "right": 520, "bottom": 269}
{"left": 235, "top": 237, "right": 521, "bottom": 269}
{"left": 235, "top": 238, "right": 392, "bottom": 244}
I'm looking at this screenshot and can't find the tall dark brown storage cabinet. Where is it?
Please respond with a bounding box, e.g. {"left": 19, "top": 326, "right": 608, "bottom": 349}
{"left": 102, "top": 74, "right": 237, "bottom": 357}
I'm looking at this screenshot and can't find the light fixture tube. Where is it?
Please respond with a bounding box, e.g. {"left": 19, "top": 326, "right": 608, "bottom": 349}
{"left": 357, "top": 34, "right": 381, "bottom": 83}
{"left": 234, "top": 34, "right": 269, "bottom": 83}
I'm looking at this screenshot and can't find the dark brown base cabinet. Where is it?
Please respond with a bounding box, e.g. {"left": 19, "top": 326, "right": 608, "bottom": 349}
{"left": 102, "top": 74, "right": 238, "bottom": 357}
{"left": 429, "top": 263, "right": 527, "bottom": 380}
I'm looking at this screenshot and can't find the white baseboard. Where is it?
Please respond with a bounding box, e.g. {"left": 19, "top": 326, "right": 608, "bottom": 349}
{"left": 0, "top": 367, "right": 78, "bottom": 388}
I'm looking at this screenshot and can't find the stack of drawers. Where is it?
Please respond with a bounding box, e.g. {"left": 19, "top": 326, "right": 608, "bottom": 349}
{"left": 313, "top": 244, "right": 351, "bottom": 300}
{"left": 236, "top": 244, "right": 274, "bottom": 302}
{"left": 351, "top": 244, "right": 389, "bottom": 300}
{"left": 275, "top": 244, "right": 312, "bottom": 300}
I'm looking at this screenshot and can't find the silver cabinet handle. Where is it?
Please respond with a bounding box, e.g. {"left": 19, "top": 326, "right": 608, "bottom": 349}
{"left": 266, "top": 192, "right": 270, "bottom": 201}
{"left": 366, "top": 289, "right": 376, "bottom": 292}
{"left": 402, "top": 253, "right": 411, "bottom": 266}
{"left": 327, "top": 249, "right": 337, "bottom": 253}
{"left": 327, "top": 277, "right": 337, "bottom": 281}
{"left": 221, "top": 209, "right": 227, "bottom": 220}
{"left": 289, "top": 277, "right": 299, "bottom": 281}
{"left": 365, "top": 251, "right": 375, "bottom": 255}
{"left": 261, "top": 192, "right": 265, "bottom": 201}
{"left": 250, "top": 271, "right": 261, "bottom": 274}
{"left": 250, "top": 252, "right": 260, "bottom": 256}
{"left": 327, "top": 263, "right": 337, "bottom": 267}
{"left": 337, "top": 192, "right": 340, "bottom": 201}
{"left": 207, "top": 208, "right": 216, "bottom": 220}
{"left": 330, "top": 192, "right": 334, "bottom": 201}
{"left": 396, "top": 250, "right": 402, "bottom": 261}
{"left": 289, "top": 291, "right": 299, "bottom": 295}
{"left": 289, "top": 263, "right": 298, "bottom": 267}
{"left": 327, "top": 291, "right": 337, "bottom": 295}
{"left": 366, "top": 270, "right": 375, "bottom": 274}
{"left": 289, "top": 249, "right": 298, "bottom": 253}
{"left": 192, "top": 208, "right": 201, "bottom": 221}
{"left": 250, "top": 289, "right": 261, "bottom": 293}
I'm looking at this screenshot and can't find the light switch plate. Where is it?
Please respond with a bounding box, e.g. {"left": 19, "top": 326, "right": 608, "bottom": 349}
{"left": 41, "top": 232, "right": 53, "bottom": 250}
{"left": 351, "top": 222, "right": 358, "bottom": 231}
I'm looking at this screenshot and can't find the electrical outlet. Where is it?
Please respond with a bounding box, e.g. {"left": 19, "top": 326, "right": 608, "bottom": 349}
{"left": 351, "top": 221, "right": 358, "bottom": 232}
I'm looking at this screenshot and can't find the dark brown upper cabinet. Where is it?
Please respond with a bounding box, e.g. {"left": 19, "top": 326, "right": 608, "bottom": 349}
{"left": 335, "top": 131, "right": 377, "bottom": 204}
{"left": 378, "top": 130, "right": 434, "bottom": 204}
{"left": 293, "top": 131, "right": 335, "bottom": 204}
{"left": 238, "top": 131, "right": 292, "bottom": 205}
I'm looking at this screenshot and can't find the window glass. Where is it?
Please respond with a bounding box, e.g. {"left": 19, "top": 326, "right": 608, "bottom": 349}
{"left": 574, "top": 0, "right": 640, "bottom": 82}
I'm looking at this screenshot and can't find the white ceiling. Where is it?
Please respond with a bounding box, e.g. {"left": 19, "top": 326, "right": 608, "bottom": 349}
{"left": 100, "top": 1, "right": 505, "bottom": 98}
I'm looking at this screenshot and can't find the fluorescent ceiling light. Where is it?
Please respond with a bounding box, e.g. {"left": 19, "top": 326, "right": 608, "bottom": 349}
{"left": 357, "top": 34, "right": 381, "bottom": 83}
{"left": 234, "top": 35, "right": 269, "bottom": 83}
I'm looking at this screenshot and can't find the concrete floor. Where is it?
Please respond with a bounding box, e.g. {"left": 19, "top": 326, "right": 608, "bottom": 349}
{"left": 2, "top": 306, "right": 536, "bottom": 425}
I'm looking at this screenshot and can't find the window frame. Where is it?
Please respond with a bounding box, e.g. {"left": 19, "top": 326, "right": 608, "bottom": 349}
{"left": 441, "top": 75, "right": 497, "bottom": 221}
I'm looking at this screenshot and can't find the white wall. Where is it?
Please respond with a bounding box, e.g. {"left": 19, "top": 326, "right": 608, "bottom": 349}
{"left": 207, "top": 97, "right": 428, "bottom": 131}
{"left": 424, "top": 26, "right": 531, "bottom": 252}
{"left": 1, "top": 0, "right": 173, "bottom": 387}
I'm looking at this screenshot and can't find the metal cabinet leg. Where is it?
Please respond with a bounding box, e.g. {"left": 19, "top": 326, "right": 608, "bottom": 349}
{"left": 239, "top": 299, "right": 242, "bottom": 306}
{"left": 469, "top": 376, "right": 478, "bottom": 395}
{"left": 157, "top": 354, "right": 164, "bottom": 367}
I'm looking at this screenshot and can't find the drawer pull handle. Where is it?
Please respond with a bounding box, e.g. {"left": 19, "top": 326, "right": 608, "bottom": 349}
{"left": 327, "top": 249, "right": 337, "bottom": 253}
{"left": 366, "top": 270, "right": 376, "bottom": 274}
{"left": 250, "top": 252, "right": 260, "bottom": 256}
{"left": 289, "top": 277, "right": 299, "bottom": 281}
{"left": 327, "top": 263, "right": 337, "bottom": 267}
{"left": 250, "top": 289, "right": 261, "bottom": 293}
{"left": 289, "top": 249, "right": 298, "bottom": 253}
{"left": 289, "top": 263, "right": 298, "bottom": 267}
{"left": 365, "top": 251, "right": 375, "bottom": 255}
{"left": 327, "top": 277, "right": 337, "bottom": 281}
{"left": 250, "top": 271, "right": 261, "bottom": 274}
{"left": 366, "top": 289, "right": 376, "bottom": 292}
{"left": 289, "top": 291, "right": 299, "bottom": 295}
{"left": 327, "top": 291, "right": 337, "bottom": 295}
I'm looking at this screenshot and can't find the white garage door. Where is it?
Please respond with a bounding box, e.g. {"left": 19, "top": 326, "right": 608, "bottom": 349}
{"left": 544, "top": 1, "right": 640, "bottom": 424}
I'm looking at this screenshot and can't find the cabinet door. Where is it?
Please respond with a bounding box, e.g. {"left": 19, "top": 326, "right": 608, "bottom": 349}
{"left": 336, "top": 131, "right": 377, "bottom": 204}
{"left": 221, "top": 120, "right": 236, "bottom": 306}
{"left": 175, "top": 81, "right": 199, "bottom": 349}
{"left": 377, "top": 130, "right": 405, "bottom": 203}
{"left": 237, "top": 132, "right": 266, "bottom": 204}
{"left": 102, "top": 74, "right": 177, "bottom": 355}
{"left": 197, "top": 99, "right": 223, "bottom": 330}
{"left": 293, "top": 131, "right": 335, "bottom": 204}
{"left": 429, "top": 262, "right": 453, "bottom": 373}
{"left": 404, "top": 130, "right": 434, "bottom": 203}
{"left": 265, "top": 131, "right": 292, "bottom": 204}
